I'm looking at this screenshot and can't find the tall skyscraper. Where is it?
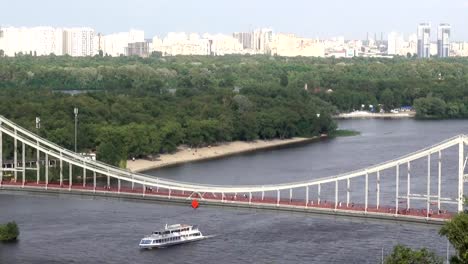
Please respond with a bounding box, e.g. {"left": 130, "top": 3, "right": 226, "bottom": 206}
{"left": 417, "top": 23, "right": 431, "bottom": 58}
{"left": 437, "top": 23, "right": 451, "bottom": 58}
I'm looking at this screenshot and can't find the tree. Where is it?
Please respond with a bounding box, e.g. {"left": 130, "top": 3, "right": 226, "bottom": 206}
{"left": 413, "top": 96, "right": 447, "bottom": 118}
{"left": 439, "top": 213, "right": 468, "bottom": 263}
{"left": 0, "top": 49, "right": 4, "bottom": 57}
{"left": 150, "top": 51, "right": 162, "bottom": 58}
{"left": 96, "top": 128, "right": 127, "bottom": 167}
{"left": 380, "top": 88, "right": 395, "bottom": 112}
{"left": 159, "top": 121, "right": 184, "bottom": 153}
{"left": 279, "top": 70, "right": 289, "bottom": 87}
{"left": 0, "top": 222, "right": 19, "bottom": 241}
{"left": 384, "top": 244, "right": 443, "bottom": 264}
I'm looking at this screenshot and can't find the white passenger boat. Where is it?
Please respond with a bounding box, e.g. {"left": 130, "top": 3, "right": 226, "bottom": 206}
{"left": 139, "top": 224, "right": 206, "bottom": 249}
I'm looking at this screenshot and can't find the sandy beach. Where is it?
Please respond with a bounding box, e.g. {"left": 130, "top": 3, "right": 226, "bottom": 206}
{"left": 334, "top": 111, "right": 416, "bottom": 119}
{"left": 126, "top": 136, "right": 324, "bottom": 173}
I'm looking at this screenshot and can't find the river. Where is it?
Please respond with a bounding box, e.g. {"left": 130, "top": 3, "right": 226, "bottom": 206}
{"left": 1, "top": 119, "right": 467, "bottom": 263}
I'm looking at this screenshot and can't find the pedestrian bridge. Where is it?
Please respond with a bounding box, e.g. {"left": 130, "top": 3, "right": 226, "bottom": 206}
{"left": 0, "top": 116, "right": 467, "bottom": 223}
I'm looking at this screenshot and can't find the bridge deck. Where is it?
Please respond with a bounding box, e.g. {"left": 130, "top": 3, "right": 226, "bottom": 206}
{"left": 0, "top": 181, "right": 452, "bottom": 224}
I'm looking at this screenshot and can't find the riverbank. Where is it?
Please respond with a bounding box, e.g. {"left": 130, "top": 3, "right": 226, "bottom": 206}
{"left": 334, "top": 111, "right": 416, "bottom": 119}
{"left": 126, "top": 136, "right": 326, "bottom": 173}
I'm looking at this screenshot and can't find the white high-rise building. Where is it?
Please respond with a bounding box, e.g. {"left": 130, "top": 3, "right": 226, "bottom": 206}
{"left": 0, "top": 26, "right": 64, "bottom": 56}
{"left": 101, "top": 30, "right": 144, "bottom": 57}
{"left": 151, "top": 32, "right": 211, "bottom": 56}
{"left": 417, "top": 23, "right": 431, "bottom": 58}
{"left": 387, "top": 32, "right": 404, "bottom": 55}
{"left": 437, "top": 23, "right": 451, "bottom": 58}
{"left": 63, "top": 27, "right": 95, "bottom": 57}
{"left": 253, "top": 28, "right": 273, "bottom": 54}
{"left": 269, "top": 33, "right": 325, "bottom": 57}
{"left": 203, "top": 33, "right": 243, "bottom": 55}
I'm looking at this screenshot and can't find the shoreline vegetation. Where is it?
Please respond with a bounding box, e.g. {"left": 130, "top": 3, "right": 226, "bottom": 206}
{"left": 330, "top": 129, "right": 361, "bottom": 137}
{"left": 0, "top": 222, "right": 19, "bottom": 242}
{"left": 127, "top": 135, "right": 328, "bottom": 173}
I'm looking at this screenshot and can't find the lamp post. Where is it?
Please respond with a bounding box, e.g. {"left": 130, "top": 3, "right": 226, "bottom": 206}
{"left": 35, "top": 117, "right": 41, "bottom": 133}
{"left": 74, "top": 108, "right": 78, "bottom": 153}
{"left": 35, "top": 117, "right": 41, "bottom": 129}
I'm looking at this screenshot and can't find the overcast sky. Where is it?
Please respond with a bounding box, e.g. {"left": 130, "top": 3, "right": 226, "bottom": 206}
{"left": 2, "top": 0, "right": 467, "bottom": 40}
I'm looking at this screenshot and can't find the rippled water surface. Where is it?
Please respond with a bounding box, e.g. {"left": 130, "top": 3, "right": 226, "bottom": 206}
{"left": 1, "top": 119, "right": 467, "bottom": 263}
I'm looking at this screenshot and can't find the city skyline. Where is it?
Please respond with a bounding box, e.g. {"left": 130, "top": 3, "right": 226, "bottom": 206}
{"left": 2, "top": 0, "right": 468, "bottom": 40}
{"left": 2, "top": 23, "right": 468, "bottom": 58}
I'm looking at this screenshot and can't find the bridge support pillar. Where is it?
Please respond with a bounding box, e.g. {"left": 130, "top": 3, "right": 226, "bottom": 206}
{"left": 222, "top": 192, "right": 225, "bottom": 203}
{"left": 407, "top": 162, "right": 411, "bottom": 209}
{"left": 93, "top": 171, "right": 96, "bottom": 193}
{"left": 427, "top": 155, "right": 431, "bottom": 219}
{"left": 376, "top": 171, "right": 380, "bottom": 209}
{"left": 458, "top": 139, "right": 464, "bottom": 212}
{"left": 395, "top": 164, "right": 399, "bottom": 216}
{"left": 438, "top": 151, "right": 442, "bottom": 212}
{"left": 22, "top": 142, "right": 25, "bottom": 187}
{"left": 365, "top": 172, "right": 368, "bottom": 213}
{"left": 36, "top": 141, "right": 40, "bottom": 184}
{"left": 14, "top": 129, "right": 17, "bottom": 182}
{"left": 305, "top": 186, "right": 309, "bottom": 207}
{"left": 318, "top": 184, "right": 321, "bottom": 204}
{"left": 0, "top": 124, "right": 3, "bottom": 187}
{"left": 143, "top": 184, "right": 146, "bottom": 197}
{"left": 45, "top": 153, "right": 48, "bottom": 190}
{"left": 335, "top": 180, "right": 338, "bottom": 211}
{"left": 131, "top": 175, "right": 134, "bottom": 190}
{"left": 276, "top": 190, "right": 280, "bottom": 206}
{"left": 249, "top": 192, "right": 252, "bottom": 205}
{"left": 289, "top": 189, "right": 292, "bottom": 202}
{"left": 261, "top": 190, "right": 264, "bottom": 201}
{"left": 82, "top": 165, "right": 86, "bottom": 188}
{"left": 346, "top": 178, "right": 350, "bottom": 207}
{"left": 118, "top": 179, "right": 121, "bottom": 193}
{"left": 59, "top": 152, "right": 63, "bottom": 187}
{"left": 69, "top": 163, "right": 72, "bottom": 191}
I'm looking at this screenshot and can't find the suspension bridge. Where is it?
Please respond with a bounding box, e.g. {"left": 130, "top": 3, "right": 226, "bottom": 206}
{"left": 0, "top": 115, "right": 467, "bottom": 224}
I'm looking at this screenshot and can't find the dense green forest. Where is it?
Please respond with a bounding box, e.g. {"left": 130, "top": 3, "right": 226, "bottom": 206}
{"left": 0, "top": 54, "right": 467, "bottom": 165}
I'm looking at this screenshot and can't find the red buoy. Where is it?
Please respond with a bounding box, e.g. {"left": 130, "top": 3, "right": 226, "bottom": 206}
{"left": 191, "top": 199, "right": 199, "bottom": 209}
